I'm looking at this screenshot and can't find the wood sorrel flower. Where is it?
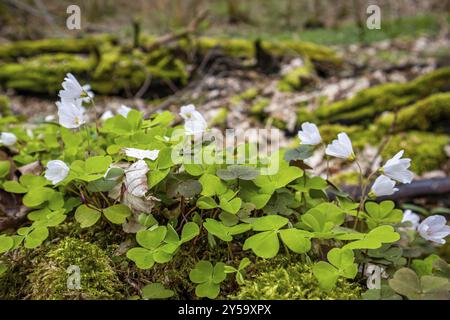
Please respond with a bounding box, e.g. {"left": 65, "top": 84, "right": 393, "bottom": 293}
{"left": 56, "top": 98, "right": 86, "bottom": 129}
{"left": 369, "top": 175, "right": 398, "bottom": 197}
{"left": 325, "top": 132, "right": 355, "bottom": 160}
{"left": 125, "top": 160, "right": 149, "bottom": 197}
{"left": 100, "top": 110, "right": 114, "bottom": 121}
{"left": 123, "top": 148, "right": 159, "bottom": 160}
{"left": 381, "top": 150, "right": 413, "bottom": 184}
{"left": 179, "top": 104, "right": 207, "bottom": 135}
{"left": 59, "top": 73, "right": 91, "bottom": 103}
{"left": 400, "top": 209, "right": 420, "bottom": 231}
{"left": 118, "top": 105, "right": 132, "bottom": 118}
{"left": 418, "top": 215, "right": 450, "bottom": 244}
{"left": 298, "top": 122, "right": 322, "bottom": 145}
{"left": 44, "top": 160, "right": 69, "bottom": 184}
{"left": 0, "top": 132, "right": 17, "bottom": 146}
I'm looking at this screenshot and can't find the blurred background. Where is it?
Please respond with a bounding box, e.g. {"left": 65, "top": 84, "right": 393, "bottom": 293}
{"left": 0, "top": 0, "right": 449, "bottom": 209}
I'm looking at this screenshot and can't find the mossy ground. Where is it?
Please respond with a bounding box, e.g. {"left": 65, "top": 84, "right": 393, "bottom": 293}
{"left": 230, "top": 256, "right": 362, "bottom": 300}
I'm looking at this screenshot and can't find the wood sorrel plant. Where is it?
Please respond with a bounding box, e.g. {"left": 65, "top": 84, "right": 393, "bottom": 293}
{"left": 0, "top": 74, "right": 449, "bottom": 300}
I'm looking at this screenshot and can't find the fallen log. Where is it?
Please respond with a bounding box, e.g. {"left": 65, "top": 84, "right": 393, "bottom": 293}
{"left": 339, "top": 177, "right": 450, "bottom": 201}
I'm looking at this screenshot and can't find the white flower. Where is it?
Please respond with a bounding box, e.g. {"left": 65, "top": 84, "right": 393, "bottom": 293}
{"left": 418, "top": 215, "right": 450, "bottom": 244}
{"left": 118, "top": 105, "right": 132, "bottom": 118}
{"left": 325, "top": 132, "right": 354, "bottom": 160}
{"left": 0, "top": 132, "right": 17, "bottom": 146}
{"left": 100, "top": 110, "right": 114, "bottom": 121}
{"left": 400, "top": 210, "right": 420, "bottom": 231}
{"left": 45, "top": 115, "right": 56, "bottom": 122}
{"left": 45, "top": 160, "right": 69, "bottom": 184}
{"left": 81, "top": 84, "right": 94, "bottom": 102}
{"left": 123, "top": 148, "right": 159, "bottom": 160}
{"left": 59, "top": 73, "right": 91, "bottom": 103}
{"left": 179, "top": 104, "right": 207, "bottom": 135}
{"left": 369, "top": 175, "right": 399, "bottom": 197}
{"left": 382, "top": 150, "right": 413, "bottom": 184}
{"left": 298, "top": 122, "right": 322, "bottom": 145}
{"left": 125, "top": 160, "right": 149, "bottom": 197}
{"left": 56, "top": 99, "right": 86, "bottom": 128}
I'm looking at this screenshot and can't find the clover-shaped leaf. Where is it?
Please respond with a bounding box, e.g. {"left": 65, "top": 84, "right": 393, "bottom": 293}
{"left": 189, "top": 261, "right": 226, "bottom": 299}
{"left": 203, "top": 219, "right": 251, "bottom": 242}
{"left": 342, "top": 225, "right": 400, "bottom": 250}
{"left": 199, "top": 173, "right": 226, "bottom": 197}
{"left": 389, "top": 268, "right": 450, "bottom": 300}
{"left": 216, "top": 165, "right": 260, "bottom": 181}
{"left": 284, "top": 145, "right": 315, "bottom": 161}
{"left": 103, "top": 204, "right": 131, "bottom": 224}
{"left": 141, "top": 283, "right": 174, "bottom": 300}
{"left": 0, "top": 235, "right": 14, "bottom": 254}
{"left": 243, "top": 215, "right": 311, "bottom": 258}
{"left": 75, "top": 205, "right": 101, "bottom": 228}
{"left": 224, "top": 257, "right": 251, "bottom": 285}
{"left": 313, "top": 248, "right": 358, "bottom": 291}
{"left": 364, "top": 200, "right": 403, "bottom": 229}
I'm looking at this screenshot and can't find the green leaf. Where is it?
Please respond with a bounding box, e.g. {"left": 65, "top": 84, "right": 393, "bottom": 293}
{"left": 197, "top": 196, "right": 218, "bottom": 209}
{"left": 389, "top": 268, "right": 450, "bottom": 300}
{"left": 181, "top": 222, "right": 200, "bottom": 243}
{"left": 249, "top": 215, "right": 289, "bottom": 231}
{"left": 0, "top": 236, "right": 14, "bottom": 253}
{"left": 279, "top": 229, "right": 311, "bottom": 254}
{"left": 343, "top": 225, "right": 400, "bottom": 250}
{"left": 199, "top": 174, "right": 227, "bottom": 197}
{"left": 312, "top": 248, "right": 358, "bottom": 291}
{"left": 141, "top": 283, "right": 174, "bottom": 299}
{"left": 24, "top": 227, "right": 49, "bottom": 249}
{"left": 190, "top": 261, "right": 214, "bottom": 283}
{"left": 126, "top": 247, "right": 155, "bottom": 269}
{"left": 203, "top": 219, "right": 251, "bottom": 242}
{"left": 3, "top": 180, "right": 28, "bottom": 193}
{"left": 177, "top": 180, "right": 202, "bottom": 198}
{"left": 284, "top": 145, "right": 315, "bottom": 161}
{"left": 136, "top": 226, "right": 167, "bottom": 249}
{"left": 103, "top": 204, "right": 131, "bottom": 224}
{"left": 216, "top": 165, "right": 260, "bottom": 181}
{"left": 189, "top": 261, "right": 226, "bottom": 299}
{"left": 243, "top": 230, "right": 279, "bottom": 258}
{"left": 75, "top": 205, "right": 101, "bottom": 228}
{"left": 313, "top": 261, "right": 339, "bottom": 291}
{"left": 183, "top": 164, "right": 205, "bottom": 176}
{"left": 23, "top": 187, "right": 54, "bottom": 207}
{"left": 148, "top": 169, "right": 170, "bottom": 189}
{"left": 195, "top": 282, "right": 220, "bottom": 299}
{"left": 254, "top": 165, "right": 303, "bottom": 194}
{"left": 364, "top": 200, "right": 403, "bottom": 229}
{"left": 0, "top": 160, "right": 10, "bottom": 178}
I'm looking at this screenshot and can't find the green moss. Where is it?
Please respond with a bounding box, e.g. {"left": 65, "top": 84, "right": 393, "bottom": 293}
{"left": 210, "top": 108, "right": 228, "bottom": 127}
{"left": 230, "top": 257, "right": 361, "bottom": 300}
{"left": 250, "top": 98, "right": 270, "bottom": 116}
{"left": 376, "top": 93, "right": 450, "bottom": 133}
{"left": 190, "top": 37, "right": 342, "bottom": 66}
{"left": 0, "top": 35, "right": 114, "bottom": 60}
{"left": 27, "top": 238, "right": 124, "bottom": 300}
{"left": 330, "top": 171, "right": 361, "bottom": 187}
{"left": 381, "top": 131, "right": 450, "bottom": 174}
{"left": 0, "top": 95, "right": 11, "bottom": 116}
{"left": 315, "top": 67, "right": 450, "bottom": 125}
{"left": 277, "top": 65, "right": 313, "bottom": 92}
{"left": 0, "top": 53, "right": 96, "bottom": 94}
{"left": 318, "top": 124, "right": 376, "bottom": 147}
{"left": 231, "top": 88, "right": 259, "bottom": 105}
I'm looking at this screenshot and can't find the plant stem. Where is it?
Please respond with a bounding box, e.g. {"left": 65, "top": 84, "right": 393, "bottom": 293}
{"left": 90, "top": 98, "right": 100, "bottom": 135}
{"left": 84, "top": 124, "right": 92, "bottom": 157}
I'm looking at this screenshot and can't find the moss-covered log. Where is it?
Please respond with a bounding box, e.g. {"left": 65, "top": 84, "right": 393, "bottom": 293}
{"left": 315, "top": 67, "right": 450, "bottom": 124}
{"left": 0, "top": 35, "right": 115, "bottom": 60}
{"left": 376, "top": 93, "right": 450, "bottom": 134}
